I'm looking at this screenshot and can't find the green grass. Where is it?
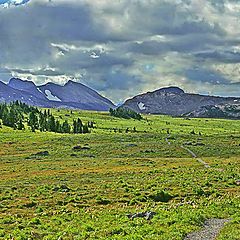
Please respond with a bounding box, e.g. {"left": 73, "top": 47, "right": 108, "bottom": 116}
{"left": 0, "top": 110, "right": 239, "bottom": 239}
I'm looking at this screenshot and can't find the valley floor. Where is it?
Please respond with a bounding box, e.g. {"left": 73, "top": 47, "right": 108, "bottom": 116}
{"left": 0, "top": 111, "right": 239, "bottom": 239}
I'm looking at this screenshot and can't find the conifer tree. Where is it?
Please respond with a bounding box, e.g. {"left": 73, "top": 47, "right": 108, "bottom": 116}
{"left": 28, "top": 112, "right": 39, "bottom": 132}
{"left": 17, "top": 119, "right": 25, "bottom": 130}
{"left": 48, "top": 115, "right": 56, "bottom": 132}
{"left": 62, "top": 120, "right": 71, "bottom": 133}
{"left": 82, "top": 125, "right": 89, "bottom": 134}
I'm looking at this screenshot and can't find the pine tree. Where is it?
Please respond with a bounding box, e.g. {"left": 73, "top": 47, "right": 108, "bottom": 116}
{"left": 73, "top": 120, "right": 77, "bottom": 134}
{"left": 62, "top": 120, "right": 71, "bottom": 133}
{"left": 28, "top": 112, "right": 39, "bottom": 132}
{"left": 77, "top": 118, "right": 83, "bottom": 133}
{"left": 48, "top": 115, "right": 56, "bottom": 132}
{"left": 55, "top": 120, "right": 62, "bottom": 133}
{"left": 82, "top": 125, "right": 89, "bottom": 134}
{"left": 17, "top": 119, "right": 25, "bottom": 130}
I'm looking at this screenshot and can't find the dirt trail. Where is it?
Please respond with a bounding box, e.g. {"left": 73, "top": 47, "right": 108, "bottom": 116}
{"left": 180, "top": 145, "right": 210, "bottom": 168}
{"left": 165, "top": 136, "right": 230, "bottom": 239}
{"left": 165, "top": 136, "right": 210, "bottom": 168}
{"left": 184, "top": 219, "right": 230, "bottom": 240}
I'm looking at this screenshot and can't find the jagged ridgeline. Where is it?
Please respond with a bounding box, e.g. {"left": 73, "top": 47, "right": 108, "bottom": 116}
{"left": 0, "top": 101, "right": 90, "bottom": 134}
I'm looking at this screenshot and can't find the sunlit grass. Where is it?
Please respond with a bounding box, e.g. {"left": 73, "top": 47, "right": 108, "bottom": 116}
{"left": 0, "top": 110, "right": 239, "bottom": 239}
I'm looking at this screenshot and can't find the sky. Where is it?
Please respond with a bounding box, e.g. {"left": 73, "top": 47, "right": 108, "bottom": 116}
{"left": 0, "top": 0, "right": 240, "bottom": 103}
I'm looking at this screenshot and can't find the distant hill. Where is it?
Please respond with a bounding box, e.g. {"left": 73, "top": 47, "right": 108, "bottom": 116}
{"left": 122, "top": 86, "right": 240, "bottom": 119}
{"left": 184, "top": 103, "right": 240, "bottom": 119}
{"left": 0, "top": 78, "right": 115, "bottom": 111}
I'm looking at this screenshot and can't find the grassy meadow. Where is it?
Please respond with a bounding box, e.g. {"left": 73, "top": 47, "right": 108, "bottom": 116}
{"left": 0, "top": 109, "right": 239, "bottom": 239}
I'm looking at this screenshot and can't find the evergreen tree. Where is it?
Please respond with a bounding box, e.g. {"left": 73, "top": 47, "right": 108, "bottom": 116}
{"left": 77, "top": 118, "right": 83, "bottom": 133}
{"left": 48, "top": 115, "right": 56, "bottom": 132}
{"left": 17, "top": 119, "right": 25, "bottom": 130}
{"left": 73, "top": 120, "right": 77, "bottom": 134}
{"left": 28, "top": 112, "right": 39, "bottom": 132}
{"left": 82, "top": 125, "right": 89, "bottom": 134}
{"left": 55, "top": 120, "right": 62, "bottom": 133}
{"left": 62, "top": 120, "right": 71, "bottom": 133}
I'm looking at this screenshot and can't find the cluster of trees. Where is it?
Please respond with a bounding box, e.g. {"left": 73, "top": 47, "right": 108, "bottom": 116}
{"left": 0, "top": 101, "right": 38, "bottom": 130}
{"left": 29, "top": 110, "right": 73, "bottom": 133}
{"left": 0, "top": 101, "right": 90, "bottom": 134}
{"left": 109, "top": 107, "right": 142, "bottom": 120}
{"left": 72, "top": 118, "right": 89, "bottom": 134}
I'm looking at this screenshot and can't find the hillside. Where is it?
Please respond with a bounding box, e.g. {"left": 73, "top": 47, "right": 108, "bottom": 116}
{"left": 184, "top": 103, "right": 240, "bottom": 119}
{"left": 122, "top": 86, "right": 240, "bottom": 119}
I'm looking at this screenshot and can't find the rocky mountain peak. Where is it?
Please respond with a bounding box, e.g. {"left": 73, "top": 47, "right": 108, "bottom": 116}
{"left": 155, "top": 86, "right": 185, "bottom": 94}
{"left": 8, "top": 78, "right": 36, "bottom": 90}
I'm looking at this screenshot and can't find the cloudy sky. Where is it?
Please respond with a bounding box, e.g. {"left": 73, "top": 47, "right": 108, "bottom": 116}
{"left": 0, "top": 0, "right": 240, "bottom": 103}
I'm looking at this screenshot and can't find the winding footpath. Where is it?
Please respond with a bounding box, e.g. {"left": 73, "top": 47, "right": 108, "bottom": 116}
{"left": 165, "top": 136, "right": 229, "bottom": 239}
{"left": 165, "top": 136, "right": 210, "bottom": 168}
{"left": 180, "top": 145, "right": 210, "bottom": 168}
{"left": 184, "top": 219, "right": 230, "bottom": 240}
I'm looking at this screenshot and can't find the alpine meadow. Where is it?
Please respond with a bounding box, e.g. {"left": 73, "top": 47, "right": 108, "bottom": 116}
{"left": 0, "top": 106, "right": 239, "bottom": 239}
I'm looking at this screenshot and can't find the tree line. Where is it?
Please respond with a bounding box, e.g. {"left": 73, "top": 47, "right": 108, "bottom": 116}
{"left": 0, "top": 101, "right": 90, "bottom": 134}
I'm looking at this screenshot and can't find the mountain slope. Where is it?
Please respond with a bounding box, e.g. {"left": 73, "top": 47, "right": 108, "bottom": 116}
{"left": 0, "top": 81, "right": 52, "bottom": 107}
{"left": 38, "top": 80, "right": 115, "bottom": 111}
{"left": 184, "top": 103, "right": 240, "bottom": 119}
{"left": 8, "top": 78, "right": 48, "bottom": 100}
{"left": 1, "top": 78, "right": 115, "bottom": 111}
{"left": 122, "top": 86, "right": 240, "bottom": 118}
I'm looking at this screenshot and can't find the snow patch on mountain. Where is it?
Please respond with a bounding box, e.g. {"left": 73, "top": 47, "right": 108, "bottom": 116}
{"left": 45, "top": 90, "right": 61, "bottom": 102}
{"left": 37, "top": 88, "right": 42, "bottom": 93}
{"left": 138, "top": 102, "right": 146, "bottom": 110}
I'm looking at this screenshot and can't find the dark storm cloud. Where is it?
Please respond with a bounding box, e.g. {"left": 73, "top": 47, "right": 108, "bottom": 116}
{"left": 195, "top": 50, "right": 240, "bottom": 63}
{"left": 185, "top": 68, "right": 230, "bottom": 84}
{"left": 0, "top": 1, "right": 105, "bottom": 65}
{"left": 128, "top": 33, "right": 226, "bottom": 56}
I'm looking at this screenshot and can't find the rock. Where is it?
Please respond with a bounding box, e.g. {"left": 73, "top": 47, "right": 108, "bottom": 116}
{"left": 53, "top": 185, "right": 71, "bottom": 192}
{"left": 235, "top": 180, "right": 240, "bottom": 186}
{"left": 145, "top": 211, "right": 157, "bottom": 220}
{"left": 144, "top": 150, "right": 155, "bottom": 153}
{"left": 126, "top": 144, "right": 138, "bottom": 147}
{"left": 70, "top": 153, "right": 78, "bottom": 157}
{"left": 72, "top": 145, "right": 90, "bottom": 151}
{"left": 52, "top": 186, "right": 59, "bottom": 192}
{"left": 60, "top": 185, "right": 71, "bottom": 192}
{"left": 33, "top": 151, "right": 49, "bottom": 156}
{"left": 81, "top": 146, "right": 91, "bottom": 150}
{"left": 82, "top": 154, "right": 95, "bottom": 158}
{"left": 72, "top": 146, "right": 81, "bottom": 150}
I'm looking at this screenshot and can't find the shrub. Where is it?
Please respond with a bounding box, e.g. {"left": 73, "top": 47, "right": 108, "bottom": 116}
{"left": 149, "top": 190, "right": 173, "bottom": 202}
{"left": 96, "top": 196, "right": 111, "bottom": 205}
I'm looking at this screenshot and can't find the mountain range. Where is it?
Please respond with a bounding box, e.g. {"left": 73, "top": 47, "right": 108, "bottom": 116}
{"left": 0, "top": 78, "right": 240, "bottom": 118}
{"left": 0, "top": 78, "right": 115, "bottom": 111}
